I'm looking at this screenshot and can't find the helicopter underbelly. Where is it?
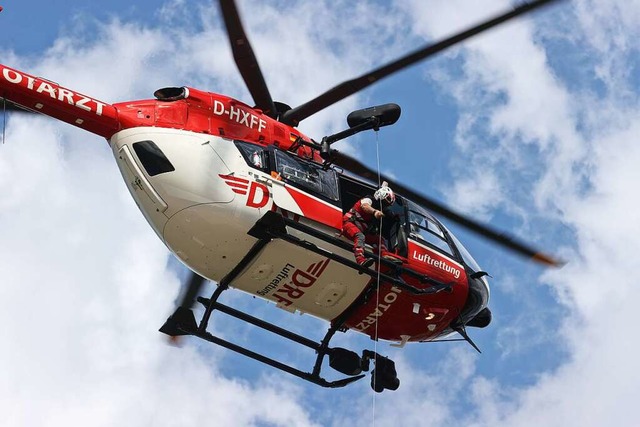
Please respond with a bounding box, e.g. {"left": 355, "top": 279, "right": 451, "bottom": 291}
{"left": 109, "top": 127, "right": 371, "bottom": 322}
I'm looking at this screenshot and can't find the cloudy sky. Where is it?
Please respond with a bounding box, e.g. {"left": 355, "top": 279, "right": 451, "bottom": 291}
{"left": 1, "top": 0, "right": 639, "bottom": 426}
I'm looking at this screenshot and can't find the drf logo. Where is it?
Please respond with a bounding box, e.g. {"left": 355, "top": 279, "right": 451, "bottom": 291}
{"left": 219, "top": 174, "right": 269, "bottom": 208}
{"left": 268, "top": 258, "right": 331, "bottom": 307}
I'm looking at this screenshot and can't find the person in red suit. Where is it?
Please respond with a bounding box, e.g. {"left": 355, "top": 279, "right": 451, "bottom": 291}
{"left": 343, "top": 182, "right": 396, "bottom": 267}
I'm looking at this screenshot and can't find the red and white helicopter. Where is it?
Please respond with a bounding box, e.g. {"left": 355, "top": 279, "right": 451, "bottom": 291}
{"left": 0, "top": 0, "right": 564, "bottom": 392}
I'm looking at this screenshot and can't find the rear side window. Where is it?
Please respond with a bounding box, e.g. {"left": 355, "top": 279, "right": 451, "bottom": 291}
{"left": 235, "top": 141, "right": 268, "bottom": 171}
{"left": 132, "top": 140, "right": 175, "bottom": 176}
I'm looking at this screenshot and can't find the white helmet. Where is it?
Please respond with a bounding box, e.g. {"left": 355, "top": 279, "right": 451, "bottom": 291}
{"left": 374, "top": 181, "right": 395, "bottom": 205}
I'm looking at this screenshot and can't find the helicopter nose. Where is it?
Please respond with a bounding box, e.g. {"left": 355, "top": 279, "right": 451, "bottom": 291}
{"left": 111, "top": 128, "right": 237, "bottom": 236}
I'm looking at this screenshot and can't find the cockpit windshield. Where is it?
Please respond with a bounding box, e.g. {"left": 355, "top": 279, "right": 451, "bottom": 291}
{"left": 445, "top": 227, "right": 483, "bottom": 273}
{"left": 406, "top": 201, "right": 455, "bottom": 257}
{"left": 406, "top": 201, "right": 484, "bottom": 273}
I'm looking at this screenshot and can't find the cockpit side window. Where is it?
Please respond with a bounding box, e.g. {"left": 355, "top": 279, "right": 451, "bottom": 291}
{"left": 235, "top": 141, "right": 268, "bottom": 171}
{"left": 408, "top": 210, "right": 454, "bottom": 256}
{"left": 273, "top": 149, "right": 339, "bottom": 201}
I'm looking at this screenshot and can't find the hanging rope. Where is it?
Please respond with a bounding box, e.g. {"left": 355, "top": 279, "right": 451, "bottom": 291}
{"left": 371, "top": 128, "right": 385, "bottom": 424}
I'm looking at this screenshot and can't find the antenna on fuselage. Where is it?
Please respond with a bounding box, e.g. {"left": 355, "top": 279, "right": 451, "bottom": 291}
{"left": 451, "top": 323, "right": 482, "bottom": 353}
{"left": 2, "top": 97, "right": 6, "bottom": 144}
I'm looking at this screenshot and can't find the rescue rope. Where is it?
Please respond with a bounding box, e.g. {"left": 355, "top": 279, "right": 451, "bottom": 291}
{"left": 372, "top": 129, "right": 384, "bottom": 423}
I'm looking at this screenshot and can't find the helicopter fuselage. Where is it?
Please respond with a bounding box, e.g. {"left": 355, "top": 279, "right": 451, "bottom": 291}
{"left": 1, "top": 63, "right": 489, "bottom": 344}
{"left": 1, "top": 0, "right": 571, "bottom": 390}
{"left": 109, "top": 125, "right": 484, "bottom": 343}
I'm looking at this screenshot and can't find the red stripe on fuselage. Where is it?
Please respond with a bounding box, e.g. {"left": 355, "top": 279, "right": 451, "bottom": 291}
{"left": 307, "top": 257, "right": 330, "bottom": 277}
{"left": 313, "top": 258, "right": 331, "bottom": 278}
{"left": 284, "top": 186, "right": 342, "bottom": 229}
{"left": 225, "top": 181, "right": 249, "bottom": 190}
{"left": 219, "top": 174, "right": 250, "bottom": 195}
{"left": 219, "top": 174, "right": 249, "bottom": 183}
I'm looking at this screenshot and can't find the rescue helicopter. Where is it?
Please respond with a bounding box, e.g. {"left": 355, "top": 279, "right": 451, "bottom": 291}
{"left": 0, "top": 0, "right": 564, "bottom": 393}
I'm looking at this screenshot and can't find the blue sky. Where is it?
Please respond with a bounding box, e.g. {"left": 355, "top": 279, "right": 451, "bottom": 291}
{"left": 2, "top": 1, "right": 640, "bottom": 426}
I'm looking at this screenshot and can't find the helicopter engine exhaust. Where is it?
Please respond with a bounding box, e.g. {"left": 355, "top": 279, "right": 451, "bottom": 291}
{"left": 154, "top": 87, "right": 189, "bottom": 101}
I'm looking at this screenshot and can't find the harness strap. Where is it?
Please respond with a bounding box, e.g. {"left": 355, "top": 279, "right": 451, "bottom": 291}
{"left": 344, "top": 210, "right": 368, "bottom": 231}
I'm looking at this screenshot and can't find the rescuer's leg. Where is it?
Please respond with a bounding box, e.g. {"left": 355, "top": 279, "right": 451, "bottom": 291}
{"left": 343, "top": 222, "right": 374, "bottom": 267}
{"left": 353, "top": 232, "right": 374, "bottom": 267}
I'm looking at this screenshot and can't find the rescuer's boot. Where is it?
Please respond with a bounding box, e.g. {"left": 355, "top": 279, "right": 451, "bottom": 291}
{"left": 354, "top": 246, "right": 374, "bottom": 268}
{"left": 357, "top": 257, "right": 374, "bottom": 268}
{"left": 381, "top": 251, "right": 402, "bottom": 264}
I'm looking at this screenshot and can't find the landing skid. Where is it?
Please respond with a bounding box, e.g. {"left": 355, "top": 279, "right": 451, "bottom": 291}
{"left": 160, "top": 232, "right": 371, "bottom": 388}
{"left": 161, "top": 284, "right": 366, "bottom": 388}
{"left": 159, "top": 211, "right": 449, "bottom": 391}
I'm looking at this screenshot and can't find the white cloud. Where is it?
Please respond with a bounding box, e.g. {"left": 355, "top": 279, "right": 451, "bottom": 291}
{"left": 0, "top": 114, "right": 323, "bottom": 427}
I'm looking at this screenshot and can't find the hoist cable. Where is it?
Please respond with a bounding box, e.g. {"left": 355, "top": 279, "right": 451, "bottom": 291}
{"left": 371, "top": 129, "right": 384, "bottom": 423}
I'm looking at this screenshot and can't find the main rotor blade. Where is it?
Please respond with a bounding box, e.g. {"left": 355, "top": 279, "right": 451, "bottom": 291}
{"left": 280, "top": 0, "right": 562, "bottom": 126}
{"left": 218, "top": 0, "right": 277, "bottom": 118}
{"left": 328, "top": 150, "right": 563, "bottom": 267}
{"left": 178, "top": 271, "right": 207, "bottom": 310}
{"left": 159, "top": 270, "right": 206, "bottom": 338}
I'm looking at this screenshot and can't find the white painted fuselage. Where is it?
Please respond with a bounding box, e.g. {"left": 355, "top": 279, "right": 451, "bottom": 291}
{"left": 110, "top": 127, "right": 370, "bottom": 322}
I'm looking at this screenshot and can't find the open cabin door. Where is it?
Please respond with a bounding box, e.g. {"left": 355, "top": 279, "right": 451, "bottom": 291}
{"left": 337, "top": 174, "right": 408, "bottom": 257}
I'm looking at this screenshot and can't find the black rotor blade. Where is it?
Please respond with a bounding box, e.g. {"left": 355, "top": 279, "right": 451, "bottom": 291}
{"left": 280, "top": 0, "right": 562, "bottom": 126}
{"left": 159, "top": 269, "right": 207, "bottom": 338}
{"left": 328, "top": 149, "right": 563, "bottom": 267}
{"left": 218, "top": 0, "right": 277, "bottom": 118}
{"left": 178, "top": 271, "right": 207, "bottom": 310}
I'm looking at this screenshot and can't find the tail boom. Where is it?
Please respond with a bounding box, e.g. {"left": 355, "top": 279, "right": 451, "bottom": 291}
{"left": 1, "top": 64, "right": 120, "bottom": 139}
